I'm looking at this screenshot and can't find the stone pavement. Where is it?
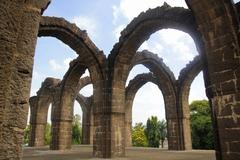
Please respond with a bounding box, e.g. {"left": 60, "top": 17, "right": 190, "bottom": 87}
{"left": 23, "top": 145, "right": 215, "bottom": 160}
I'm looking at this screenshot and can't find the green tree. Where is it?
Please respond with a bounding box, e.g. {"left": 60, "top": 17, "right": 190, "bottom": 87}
{"left": 72, "top": 114, "right": 82, "bottom": 144}
{"left": 145, "top": 116, "right": 160, "bottom": 148}
{"left": 23, "top": 125, "right": 30, "bottom": 145}
{"left": 190, "top": 100, "right": 214, "bottom": 149}
{"left": 159, "top": 120, "right": 167, "bottom": 148}
{"left": 132, "top": 123, "right": 148, "bottom": 147}
{"left": 44, "top": 123, "right": 52, "bottom": 145}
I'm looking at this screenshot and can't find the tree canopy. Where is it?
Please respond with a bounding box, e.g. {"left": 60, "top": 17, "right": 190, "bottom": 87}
{"left": 132, "top": 123, "right": 148, "bottom": 147}
{"left": 72, "top": 114, "right": 82, "bottom": 144}
{"left": 190, "top": 100, "right": 214, "bottom": 149}
{"left": 145, "top": 116, "right": 167, "bottom": 148}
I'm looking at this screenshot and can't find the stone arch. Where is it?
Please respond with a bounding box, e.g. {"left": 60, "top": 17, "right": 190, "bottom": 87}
{"left": 76, "top": 94, "right": 94, "bottom": 145}
{"left": 37, "top": 16, "right": 105, "bottom": 150}
{"left": 126, "top": 50, "right": 181, "bottom": 150}
{"left": 125, "top": 73, "right": 158, "bottom": 147}
{"left": 177, "top": 55, "right": 203, "bottom": 150}
{"left": 109, "top": 5, "right": 200, "bottom": 86}
{"left": 75, "top": 76, "right": 94, "bottom": 145}
{"left": 29, "top": 77, "right": 61, "bottom": 147}
{"left": 38, "top": 16, "right": 105, "bottom": 82}
{"left": 107, "top": 6, "right": 200, "bottom": 154}
{"left": 50, "top": 58, "right": 88, "bottom": 150}
{"left": 29, "top": 75, "right": 94, "bottom": 148}
{"left": 38, "top": 16, "right": 104, "bottom": 64}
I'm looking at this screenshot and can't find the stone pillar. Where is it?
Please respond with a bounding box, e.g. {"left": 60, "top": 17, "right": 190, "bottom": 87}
{"left": 50, "top": 87, "right": 72, "bottom": 150}
{"left": 29, "top": 93, "right": 52, "bottom": 147}
{"left": 82, "top": 109, "right": 91, "bottom": 144}
{"left": 179, "top": 116, "right": 192, "bottom": 150}
{"left": 29, "top": 96, "right": 38, "bottom": 147}
{"left": 90, "top": 109, "right": 94, "bottom": 145}
{"left": 165, "top": 95, "right": 182, "bottom": 150}
{"left": 125, "top": 121, "right": 132, "bottom": 147}
{"left": 93, "top": 78, "right": 125, "bottom": 158}
{"left": 29, "top": 96, "right": 46, "bottom": 147}
{"left": 187, "top": 0, "right": 240, "bottom": 159}
{"left": 167, "top": 118, "right": 180, "bottom": 150}
{"left": 125, "top": 98, "right": 133, "bottom": 147}
{"left": 177, "top": 88, "right": 192, "bottom": 150}
{"left": 0, "top": 1, "right": 50, "bottom": 159}
{"left": 29, "top": 124, "right": 45, "bottom": 146}
{"left": 81, "top": 99, "right": 94, "bottom": 145}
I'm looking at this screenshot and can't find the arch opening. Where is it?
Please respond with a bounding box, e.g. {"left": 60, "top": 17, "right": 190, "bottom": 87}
{"left": 138, "top": 29, "right": 198, "bottom": 78}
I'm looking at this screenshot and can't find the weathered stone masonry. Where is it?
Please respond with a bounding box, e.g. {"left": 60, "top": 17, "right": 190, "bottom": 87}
{"left": 0, "top": 1, "right": 50, "bottom": 159}
{"left": 29, "top": 76, "right": 94, "bottom": 147}
{"left": 0, "top": 0, "right": 240, "bottom": 160}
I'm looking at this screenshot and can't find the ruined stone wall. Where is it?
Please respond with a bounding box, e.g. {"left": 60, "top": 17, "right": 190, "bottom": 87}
{"left": 0, "top": 1, "right": 50, "bottom": 159}
{"left": 177, "top": 55, "right": 203, "bottom": 150}
{"left": 1, "top": 1, "right": 240, "bottom": 160}
{"left": 29, "top": 78, "right": 60, "bottom": 147}
{"left": 186, "top": 0, "right": 240, "bottom": 159}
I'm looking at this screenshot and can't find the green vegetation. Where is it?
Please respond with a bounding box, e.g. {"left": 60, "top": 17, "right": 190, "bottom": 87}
{"left": 72, "top": 114, "right": 82, "bottom": 144}
{"left": 145, "top": 116, "right": 167, "bottom": 148}
{"left": 23, "top": 114, "right": 82, "bottom": 145}
{"left": 158, "top": 119, "right": 167, "bottom": 148}
{"left": 132, "top": 123, "right": 148, "bottom": 147}
{"left": 44, "top": 123, "right": 52, "bottom": 145}
{"left": 132, "top": 116, "right": 167, "bottom": 148}
{"left": 23, "top": 125, "right": 30, "bottom": 145}
{"left": 190, "top": 100, "right": 214, "bottom": 149}
{"left": 145, "top": 116, "right": 160, "bottom": 147}
{"left": 23, "top": 100, "right": 214, "bottom": 149}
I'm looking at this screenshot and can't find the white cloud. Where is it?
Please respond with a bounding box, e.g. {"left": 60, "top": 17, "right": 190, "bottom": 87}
{"left": 113, "top": 0, "right": 187, "bottom": 23}
{"left": 113, "top": 24, "right": 126, "bottom": 40}
{"left": 112, "top": 5, "right": 120, "bottom": 25}
{"left": 126, "top": 65, "right": 150, "bottom": 87}
{"left": 81, "top": 69, "right": 90, "bottom": 78}
{"left": 32, "top": 71, "right": 45, "bottom": 80}
{"left": 63, "top": 57, "right": 73, "bottom": 70}
{"left": 49, "top": 57, "right": 74, "bottom": 72}
{"left": 49, "top": 59, "right": 62, "bottom": 71}
{"left": 173, "top": 42, "right": 195, "bottom": 61}
{"left": 132, "top": 82, "right": 165, "bottom": 124}
{"left": 158, "top": 29, "right": 187, "bottom": 45}
{"left": 72, "top": 16, "right": 98, "bottom": 39}
{"left": 80, "top": 84, "right": 93, "bottom": 97}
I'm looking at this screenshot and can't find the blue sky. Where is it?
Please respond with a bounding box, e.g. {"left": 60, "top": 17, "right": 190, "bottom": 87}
{"left": 31, "top": 0, "right": 239, "bottom": 124}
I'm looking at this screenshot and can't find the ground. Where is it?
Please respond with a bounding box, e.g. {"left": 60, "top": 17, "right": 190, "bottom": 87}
{"left": 23, "top": 145, "right": 215, "bottom": 160}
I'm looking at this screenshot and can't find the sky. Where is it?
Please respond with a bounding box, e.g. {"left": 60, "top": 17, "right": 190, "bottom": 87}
{"left": 30, "top": 0, "right": 239, "bottom": 125}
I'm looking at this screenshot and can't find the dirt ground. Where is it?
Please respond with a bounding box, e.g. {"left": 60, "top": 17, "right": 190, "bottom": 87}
{"left": 23, "top": 145, "right": 215, "bottom": 160}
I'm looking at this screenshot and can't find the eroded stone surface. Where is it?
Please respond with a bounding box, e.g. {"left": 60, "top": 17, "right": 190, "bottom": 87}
{"left": 0, "top": 1, "right": 240, "bottom": 160}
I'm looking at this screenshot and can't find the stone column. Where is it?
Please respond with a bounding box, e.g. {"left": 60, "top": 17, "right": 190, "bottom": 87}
{"left": 82, "top": 109, "right": 91, "bottom": 144}
{"left": 29, "top": 96, "right": 46, "bottom": 147}
{"left": 50, "top": 86, "right": 72, "bottom": 150}
{"left": 125, "top": 99, "right": 133, "bottom": 147}
{"left": 187, "top": 0, "right": 240, "bottom": 159}
{"left": 83, "top": 100, "right": 94, "bottom": 145}
{"left": 125, "top": 121, "right": 132, "bottom": 147}
{"left": 177, "top": 88, "right": 192, "bottom": 150}
{"left": 90, "top": 109, "right": 94, "bottom": 145}
{"left": 93, "top": 78, "right": 125, "bottom": 158}
{"left": 166, "top": 118, "right": 180, "bottom": 150}
{"left": 0, "top": 1, "right": 50, "bottom": 159}
{"left": 29, "top": 96, "right": 38, "bottom": 147}
{"left": 165, "top": 95, "right": 182, "bottom": 150}
{"left": 29, "top": 124, "right": 46, "bottom": 146}
{"left": 29, "top": 96, "right": 50, "bottom": 147}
